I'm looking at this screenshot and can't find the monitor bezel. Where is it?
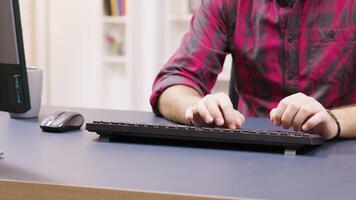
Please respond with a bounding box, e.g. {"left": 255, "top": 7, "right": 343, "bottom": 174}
{"left": 0, "top": 0, "right": 31, "bottom": 113}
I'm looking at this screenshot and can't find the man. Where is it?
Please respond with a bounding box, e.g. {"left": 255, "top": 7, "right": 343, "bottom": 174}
{"left": 151, "top": 0, "right": 356, "bottom": 140}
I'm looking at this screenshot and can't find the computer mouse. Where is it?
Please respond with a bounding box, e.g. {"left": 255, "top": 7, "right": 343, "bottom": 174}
{"left": 40, "top": 111, "right": 84, "bottom": 133}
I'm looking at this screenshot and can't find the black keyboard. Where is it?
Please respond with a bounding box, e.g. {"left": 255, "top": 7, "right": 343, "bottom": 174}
{"left": 86, "top": 121, "right": 324, "bottom": 153}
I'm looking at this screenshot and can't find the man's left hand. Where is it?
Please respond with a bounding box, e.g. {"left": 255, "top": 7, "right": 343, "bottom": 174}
{"left": 270, "top": 93, "right": 338, "bottom": 140}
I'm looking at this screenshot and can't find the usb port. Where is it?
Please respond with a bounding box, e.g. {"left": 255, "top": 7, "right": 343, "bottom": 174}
{"left": 14, "top": 75, "right": 21, "bottom": 88}
{"left": 16, "top": 91, "right": 22, "bottom": 104}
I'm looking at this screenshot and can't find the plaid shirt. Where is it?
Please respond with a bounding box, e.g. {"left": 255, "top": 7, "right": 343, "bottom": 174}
{"left": 151, "top": 0, "right": 356, "bottom": 117}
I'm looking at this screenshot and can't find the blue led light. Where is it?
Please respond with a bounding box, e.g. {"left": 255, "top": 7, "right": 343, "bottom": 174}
{"left": 14, "top": 75, "right": 20, "bottom": 88}
{"left": 16, "top": 91, "right": 22, "bottom": 103}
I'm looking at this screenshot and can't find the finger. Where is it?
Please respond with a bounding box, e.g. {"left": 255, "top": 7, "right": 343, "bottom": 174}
{"left": 280, "top": 102, "right": 301, "bottom": 129}
{"left": 273, "top": 98, "right": 293, "bottom": 126}
{"left": 270, "top": 108, "right": 276, "bottom": 123}
{"left": 185, "top": 107, "right": 194, "bottom": 124}
{"left": 205, "top": 98, "right": 225, "bottom": 126}
{"left": 234, "top": 110, "right": 245, "bottom": 127}
{"left": 196, "top": 101, "right": 214, "bottom": 124}
{"left": 191, "top": 116, "right": 206, "bottom": 127}
{"left": 191, "top": 106, "right": 208, "bottom": 127}
{"left": 302, "top": 111, "right": 327, "bottom": 132}
{"left": 216, "top": 95, "right": 236, "bottom": 129}
{"left": 292, "top": 104, "right": 315, "bottom": 131}
{"left": 273, "top": 93, "right": 308, "bottom": 126}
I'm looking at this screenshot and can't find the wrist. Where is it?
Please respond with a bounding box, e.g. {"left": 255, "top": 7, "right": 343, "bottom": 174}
{"left": 326, "top": 109, "right": 341, "bottom": 140}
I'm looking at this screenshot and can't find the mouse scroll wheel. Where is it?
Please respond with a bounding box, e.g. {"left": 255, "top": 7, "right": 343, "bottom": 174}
{"left": 51, "top": 115, "right": 69, "bottom": 127}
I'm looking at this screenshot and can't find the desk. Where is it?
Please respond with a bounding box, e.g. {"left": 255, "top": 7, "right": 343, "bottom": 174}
{"left": 1, "top": 106, "right": 356, "bottom": 200}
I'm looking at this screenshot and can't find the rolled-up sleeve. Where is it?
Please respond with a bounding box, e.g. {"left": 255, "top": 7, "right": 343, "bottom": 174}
{"left": 150, "top": 0, "right": 231, "bottom": 115}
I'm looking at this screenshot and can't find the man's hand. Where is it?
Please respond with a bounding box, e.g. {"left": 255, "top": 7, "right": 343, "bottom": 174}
{"left": 185, "top": 93, "right": 245, "bottom": 129}
{"left": 270, "top": 93, "right": 338, "bottom": 140}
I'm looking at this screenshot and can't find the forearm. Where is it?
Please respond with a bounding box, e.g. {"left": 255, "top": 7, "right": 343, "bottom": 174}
{"left": 331, "top": 105, "right": 356, "bottom": 138}
{"left": 157, "top": 85, "right": 202, "bottom": 125}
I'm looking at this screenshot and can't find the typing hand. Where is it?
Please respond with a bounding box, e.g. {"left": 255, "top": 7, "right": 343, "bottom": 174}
{"left": 270, "top": 93, "right": 338, "bottom": 140}
{"left": 184, "top": 93, "right": 245, "bottom": 129}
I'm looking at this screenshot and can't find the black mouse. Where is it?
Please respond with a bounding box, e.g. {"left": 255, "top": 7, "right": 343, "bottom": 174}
{"left": 40, "top": 111, "right": 84, "bottom": 133}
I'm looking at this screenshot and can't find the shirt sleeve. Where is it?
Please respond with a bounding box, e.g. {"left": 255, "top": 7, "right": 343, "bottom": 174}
{"left": 150, "top": 0, "right": 232, "bottom": 116}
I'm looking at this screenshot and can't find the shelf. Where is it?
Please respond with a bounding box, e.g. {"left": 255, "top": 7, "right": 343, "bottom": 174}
{"left": 168, "top": 14, "right": 193, "bottom": 22}
{"left": 103, "top": 55, "right": 126, "bottom": 64}
{"left": 102, "top": 16, "right": 127, "bottom": 24}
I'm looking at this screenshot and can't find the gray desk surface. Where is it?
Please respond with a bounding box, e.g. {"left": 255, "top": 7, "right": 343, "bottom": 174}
{"left": 1, "top": 106, "right": 356, "bottom": 200}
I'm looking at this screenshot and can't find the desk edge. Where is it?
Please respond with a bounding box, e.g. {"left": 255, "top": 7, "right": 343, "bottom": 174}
{"left": 0, "top": 179, "right": 254, "bottom": 200}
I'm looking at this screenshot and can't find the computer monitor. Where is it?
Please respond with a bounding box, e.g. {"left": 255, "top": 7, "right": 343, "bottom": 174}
{"left": 0, "top": 0, "right": 30, "bottom": 113}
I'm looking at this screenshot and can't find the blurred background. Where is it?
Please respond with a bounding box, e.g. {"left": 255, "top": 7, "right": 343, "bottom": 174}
{"left": 20, "top": 0, "right": 232, "bottom": 111}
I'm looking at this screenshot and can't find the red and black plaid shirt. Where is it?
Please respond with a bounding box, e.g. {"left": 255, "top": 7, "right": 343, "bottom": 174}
{"left": 151, "top": 0, "right": 356, "bottom": 117}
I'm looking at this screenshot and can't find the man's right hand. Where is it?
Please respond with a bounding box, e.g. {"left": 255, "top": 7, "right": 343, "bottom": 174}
{"left": 184, "top": 93, "right": 245, "bottom": 129}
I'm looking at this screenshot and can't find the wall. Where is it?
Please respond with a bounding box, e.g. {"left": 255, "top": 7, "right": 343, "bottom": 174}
{"left": 131, "top": 0, "right": 165, "bottom": 111}
{"left": 30, "top": 0, "right": 228, "bottom": 111}
{"left": 46, "top": 0, "right": 103, "bottom": 108}
{"left": 19, "top": 0, "right": 35, "bottom": 65}
{"left": 40, "top": 0, "right": 166, "bottom": 111}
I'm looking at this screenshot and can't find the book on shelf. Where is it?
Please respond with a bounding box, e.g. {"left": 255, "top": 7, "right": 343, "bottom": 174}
{"left": 104, "top": 0, "right": 126, "bottom": 16}
{"left": 103, "top": 0, "right": 112, "bottom": 16}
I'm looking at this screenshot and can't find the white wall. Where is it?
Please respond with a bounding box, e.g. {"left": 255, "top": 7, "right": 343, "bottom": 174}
{"left": 46, "top": 0, "right": 103, "bottom": 108}
{"left": 31, "top": 0, "right": 227, "bottom": 111}
{"left": 34, "top": 0, "right": 167, "bottom": 111}
{"left": 19, "top": 0, "right": 36, "bottom": 65}
{"left": 131, "top": 0, "right": 165, "bottom": 111}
